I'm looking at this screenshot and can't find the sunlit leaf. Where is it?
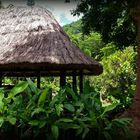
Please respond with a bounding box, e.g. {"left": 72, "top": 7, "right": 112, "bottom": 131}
{"left": 9, "top": 81, "right": 28, "bottom": 98}
{"left": 7, "top": 116, "right": 16, "bottom": 125}
{"left": 38, "top": 87, "right": 51, "bottom": 107}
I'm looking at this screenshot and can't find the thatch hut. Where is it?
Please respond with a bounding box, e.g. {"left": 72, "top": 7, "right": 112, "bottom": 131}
{"left": 0, "top": 5, "right": 103, "bottom": 91}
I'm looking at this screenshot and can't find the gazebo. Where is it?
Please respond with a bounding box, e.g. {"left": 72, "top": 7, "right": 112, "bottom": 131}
{"left": 0, "top": 5, "right": 103, "bottom": 92}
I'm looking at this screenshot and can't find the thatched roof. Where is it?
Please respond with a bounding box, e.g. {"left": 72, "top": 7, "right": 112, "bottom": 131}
{"left": 0, "top": 5, "right": 103, "bottom": 76}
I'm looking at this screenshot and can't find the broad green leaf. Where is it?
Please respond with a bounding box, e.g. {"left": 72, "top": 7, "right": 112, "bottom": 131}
{"left": 0, "top": 117, "right": 4, "bottom": 127}
{"left": 9, "top": 81, "right": 28, "bottom": 98}
{"left": 27, "top": 78, "right": 38, "bottom": 94}
{"left": 39, "top": 121, "right": 47, "bottom": 128}
{"left": 0, "top": 93, "right": 4, "bottom": 110}
{"left": 82, "top": 128, "right": 89, "bottom": 139}
{"left": 38, "top": 87, "right": 51, "bottom": 107}
{"left": 101, "top": 102, "right": 120, "bottom": 117}
{"left": 29, "top": 120, "right": 40, "bottom": 126}
{"left": 103, "top": 131, "right": 112, "bottom": 140}
{"left": 65, "top": 87, "right": 78, "bottom": 100}
{"left": 64, "top": 103, "right": 75, "bottom": 112}
{"left": 51, "top": 125, "right": 59, "bottom": 140}
{"left": 7, "top": 116, "right": 16, "bottom": 125}
{"left": 55, "top": 104, "right": 63, "bottom": 116}
{"left": 78, "top": 117, "right": 91, "bottom": 122}
{"left": 60, "top": 123, "right": 80, "bottom": 129}
{"left": 113, "top": 118, "right": 131, "bottom": 128}
{"left": 31, "top": 108, "right": 46, "bottom": 117}
{"left": 58, "top": 118, "right": 73, "bottom": 123}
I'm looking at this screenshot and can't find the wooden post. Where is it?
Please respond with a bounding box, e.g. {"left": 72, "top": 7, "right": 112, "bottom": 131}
{"left": 72, "top": 72, "right": 77, "bottom": 93}
{"left": 0, "top": 72, "right": 2, "bottom": 87}
{"left": 60, "top": 71, "right": 66, "bottom": 87}
{"left": 37, "top": 72, "right": 40, "bottom": 89}
{"left": 79, "top": 71, "right": 83, "bottom": 93}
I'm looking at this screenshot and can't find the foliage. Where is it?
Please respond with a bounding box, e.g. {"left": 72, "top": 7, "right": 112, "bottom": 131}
{"left": 63, "top": 21, "right": 105, "bottom": 60}
{"left": 90, "top": 46, "right": 136, "bottom": 110}
{"left": 63, "top": 20, "right": 82, "bottom": 35}
{"left": 64, "top": 20, "right": 136, "bottom": 113}
{"left": 0, "top": 79, "right": 132, "bottom": 140}
{"left": 64, "top": 20, "right": 137, "bottom": 113}
{"left": 72, "top": 0, "right": 136, "bottom": 48}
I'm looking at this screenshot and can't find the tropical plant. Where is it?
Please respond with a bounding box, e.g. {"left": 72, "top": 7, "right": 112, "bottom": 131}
{"left": 0, "top": 79, "right": 132, "bottom": 140}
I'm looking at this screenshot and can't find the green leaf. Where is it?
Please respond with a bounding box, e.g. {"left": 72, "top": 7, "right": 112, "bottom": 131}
{"left": 7, "top": 116, "right": 16, "bottom": 125}
{"left": 58, "top": 118, "right": 73, "bottom": 123}
{"left": 27, "top": 78, "right": 38, "bottom": 94}
{"left": 29, "top": 120, "right": 40, "bottom": 126}
{"left": 9, "top": 81, "right": 28, "bottom": 99}
{"left": 60, "top": 123, "right": 80, "bottom": 129}
{"left": 101, "top": 102, "right": 120, "bottom": 117}
{"left": 64, "top": 103, "right": 75, "bottom": 112}
{"left": 112, "top": 118, "right": 131, "bottom": 129}
{"left": 38, "top": 87, "right": 51, "bottom": 107}
{"left": 103, "top": 131, "right": 112, "bottom": 140}
{"left": 82, "top": 128, "right": 89, "bottom": 139}
{"left": 51, "top": 125, "right": 59, "bottom": 140}
{"left": 55, "top": 104, "right": 63, "bottom": 116}
{"left": 65, "top": 87, "right": 78, "bottom": 100}
{"left": 76, "top": 127, "right": 83, "bottom": 135}
{"left": 39, "top": 121, "right": 46, "bottom": 128}
{"left": 0, "top": 117, "right": 4, "bottom": 127}
{"left": 31, "top": 108, "right": 46, "bottom": 117}
{"left": 0, "top": 93, "right": 4, "bottom": 110}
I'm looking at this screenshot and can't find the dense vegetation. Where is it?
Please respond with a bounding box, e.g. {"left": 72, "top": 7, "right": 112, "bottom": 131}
{"left": 63, "top": 20, "right": 136, "bottom": 112}
{"left": 0, "top": 79, "right": 132, "bottom": 140}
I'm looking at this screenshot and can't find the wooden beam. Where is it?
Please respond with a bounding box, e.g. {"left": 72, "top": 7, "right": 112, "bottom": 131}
{"left": 60, "top": 71, "right": 66, "bottom": 87}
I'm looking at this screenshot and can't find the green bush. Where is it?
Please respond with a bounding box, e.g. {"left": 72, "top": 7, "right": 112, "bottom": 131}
{"left": 0, "top": 79, "right": 132, "bottom": 140}
{"left": 90, "top": 46, "right": 136, "bottom": 111}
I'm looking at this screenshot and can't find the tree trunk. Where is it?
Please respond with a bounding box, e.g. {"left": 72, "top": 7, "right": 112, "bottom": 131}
{"left": 124, "top": 1, "right": 140, "bottom": 137}
{"left": 130, "top": 0, "right": 140, "bottom": 118}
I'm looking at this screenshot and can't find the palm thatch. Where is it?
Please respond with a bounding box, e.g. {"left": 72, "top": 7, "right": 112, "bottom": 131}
{"left": 0, "top": 5, "right": 103, "bottom": 76}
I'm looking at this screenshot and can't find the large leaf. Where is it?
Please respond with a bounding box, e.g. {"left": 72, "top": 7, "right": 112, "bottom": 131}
{"left": 27, "top": 78, "right": 38, "bottom": 94}
{"left": 65, "top": 87, "right": 78, "bottom": 100}
{"left": 29, "top": 120, "right": 40, "bottom": 126}
{"left": 64, "top": 103, "right": 75, "bottom": 112}
{"left": 0, "top": 117, "right": 4, "bottom": 127}
{"left": 0, "top": 93, "right": 4, "bottom": 110}
{"left": 38, "top": 87, "right": 51, "bottom": 107}
{"left": 51, "top": 125, "right": 59, "bottom": 140}
{"left": 8, "top": 81, "right": 28, "bottom": 99}
{"left": 101, "top": 102, "right": 120, "bottom": 117}
{"left": 57, "top": 118, "right": 73, "bottom": 123}
{"left": 6, "top": 116, "right": 16, "bottom": 125}
{"left": 82, "top": 127, "right": 89, "bottom": 139}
